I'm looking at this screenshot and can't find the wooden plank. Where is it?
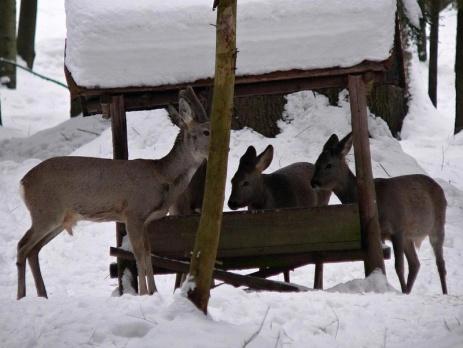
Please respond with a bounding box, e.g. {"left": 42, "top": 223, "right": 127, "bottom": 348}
{"left": 110, "top": 245, "right": 391, "bottom": 271}
{"left": 66, "top": 59, "right": 390, "bottom": 98}
{"left": 348, "top": 75, "right": 385, "bottom": 276}
{"left": 150, "top": 254, "right": 307, "bottom": 292}
{"left": 80, "top": 72, "right": 387, "bottom": 116}
{"left": 148, "top": 204, "right": 362, "bottom": 258}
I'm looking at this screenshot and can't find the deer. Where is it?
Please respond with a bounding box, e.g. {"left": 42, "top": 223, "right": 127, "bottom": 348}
{"left": 310, "top": 132, "right": 448, "bottom": 294}
{"left": 16, "top": 86, "right": 210, "bottom": 299}
{"left": 228, "top": 145, "right": 331, "bottom": 211}
{"left": 169, "top": 160, "right": 207, "bottom": 216}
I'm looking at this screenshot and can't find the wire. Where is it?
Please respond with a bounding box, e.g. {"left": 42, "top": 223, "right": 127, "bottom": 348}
{"left": 0, "top": 57, "right": 69, "bottom": 89}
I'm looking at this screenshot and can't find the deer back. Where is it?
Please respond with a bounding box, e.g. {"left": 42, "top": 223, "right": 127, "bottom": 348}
{"left": 228, "top": 145, "right": 325, "bottom": 210}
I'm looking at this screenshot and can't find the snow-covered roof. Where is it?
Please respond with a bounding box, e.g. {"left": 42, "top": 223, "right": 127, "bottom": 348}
{"left": 65, "top": 0, "right": 396, "bottom": 89}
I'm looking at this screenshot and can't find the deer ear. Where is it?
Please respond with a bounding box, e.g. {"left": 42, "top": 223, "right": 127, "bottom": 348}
{"left": 337, "top": 132, "right": 353, "bottom": 157}
{"left": 241, "top": 146, "right": 257, "bottom": 165}
{"left": 255, "top": 145, "right": 273, "bottom": 172}
{"left": 323, "top": 134, "right": 339, "bottom": 151}
{"left": 184, "top": 86, "right": 208, "bottom": 123}
{"left": 168, "top": 104, "right": 187, "bottom": 128}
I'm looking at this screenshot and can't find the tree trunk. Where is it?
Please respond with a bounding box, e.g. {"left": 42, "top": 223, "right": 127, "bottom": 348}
{"left": 456, "top": 1, "right": 463, "bottom": 134}
{"left": 0, "top": 0, "right": 16, "bottom": 89}
{"left": 233, "top": 94, "right": 285, "bottom": 137}
{"left": 187, "top": 0, "right": 237, "bottom": 314}
{"left": 368, "top": 85, "right": 408, "bottom": 137}
{"left": 417, "top": 0, "right": 427, "bottom": 62}
{"left": 17, "top": 0, "right": 37, "bottom": 68}
{"left": 428, "top": 0, "right": 440, "bottom": 107}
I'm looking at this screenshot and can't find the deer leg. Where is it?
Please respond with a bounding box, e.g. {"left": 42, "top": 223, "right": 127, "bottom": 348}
{"left": 403, "top": 240, "right": 420, "bottom": 294}
{"left": 142, "top": 209, "right": 168, "bottom": 295}
{"left": 17, "top": 227, "right": 34, "bottom": 299}
{"left": 430, "top": 234, "right": 447, "bottom": 294}
{"left": 143, "top": 234, "right": 156, "bottom": 295}
{"left": 28, "top": 226, "right": 64, "bottom": 298}
{"left": 126, "top": 219, "right": 149, "bottom": 295}
{"left": 391, "top": 235, "right": 406, "bottom": 293}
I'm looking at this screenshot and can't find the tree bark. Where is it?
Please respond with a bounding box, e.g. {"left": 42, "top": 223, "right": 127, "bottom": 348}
{"left": 456, "top": 1, "right": 463, "bottom": 134}
{"left": 187, "top": 0, "right": 237, "bottom": 314}
{"left": 417, "top": 0, "right": 427, "bottom": 62}
{"left": 233, "top": 94, "right": 286, "bottom": 137}
{"left": 17, "top": 0, "right": 37, "bottom": 68}
{"left": 428, "top": 0, "right": 440, "bottom": 107}
{"left": 0, "top": 0, "right": 17, "bottom": 89}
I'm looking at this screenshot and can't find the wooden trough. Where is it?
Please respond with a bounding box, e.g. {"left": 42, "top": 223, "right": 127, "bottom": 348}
{"left": 110, "top": 204, "right": 391, "bottom": 291}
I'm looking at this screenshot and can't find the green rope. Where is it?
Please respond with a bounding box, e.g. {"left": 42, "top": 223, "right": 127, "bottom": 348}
{"left": 0, "top": 57, "right": 69, "bottom": 89}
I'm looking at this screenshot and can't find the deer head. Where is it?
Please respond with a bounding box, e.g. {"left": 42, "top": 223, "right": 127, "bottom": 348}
{"left": 228, "top": 145, "right": 273, "bottom": 210}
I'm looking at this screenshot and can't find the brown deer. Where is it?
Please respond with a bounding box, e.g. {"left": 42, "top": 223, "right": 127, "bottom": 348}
{"left": 228, "top": 145, "right": 331, "bottom": 210}
{"left": 311, "top": 133, "right": 447, "bottom": 294}
{"left": 169, "top": 160, "right": 207, "bottom": 215}
{"left": 16, "top": 86, "right": 210, "bottom": 299}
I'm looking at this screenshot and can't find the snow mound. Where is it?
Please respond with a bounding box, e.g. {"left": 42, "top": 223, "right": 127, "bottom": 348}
{"left": 0, "top": 116, "right": 109, "bottom": 161}
{"left": 65, "top": 0, "right": 396, "bottom": 88}
{"left": 327, "top": 269, "right": 398, "bottom": 294}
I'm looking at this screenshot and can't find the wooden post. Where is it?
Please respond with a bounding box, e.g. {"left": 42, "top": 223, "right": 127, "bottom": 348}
{"left": 314, "top": 262, "right": 323, "bottom": 289}
{"left": 187, "top": 0, "right": 237, "bottom": 314}
{"left": 109, "top": 95, "right": 138, "bottom": 294}
{"left": 348, "top": 74, "right": 385, "bottom": 276}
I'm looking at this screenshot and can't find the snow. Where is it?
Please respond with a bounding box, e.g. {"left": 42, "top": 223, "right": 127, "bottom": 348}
{"left": 65, "top": 0, "right": 396, "bottom": 88}
{"left": 0, "top": 2, "right": 463, "bottom": 347}
{"left": 402, "top": 0, "right": 423, "bottom": 28}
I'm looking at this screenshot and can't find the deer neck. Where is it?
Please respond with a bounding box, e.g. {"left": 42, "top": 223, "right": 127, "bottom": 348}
{"left": 157, "top": 132, "right": 204, "bottom": 195}
{"left": 333, "top": 165, "right": 358, "bottom": 204}
{"left": 250, "top": 175, "right": 271, "bottom": 210}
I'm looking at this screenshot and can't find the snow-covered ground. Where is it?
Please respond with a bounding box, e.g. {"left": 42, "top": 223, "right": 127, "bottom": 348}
{"left": 0, "top": 2, "right": 462, "bottom": 347}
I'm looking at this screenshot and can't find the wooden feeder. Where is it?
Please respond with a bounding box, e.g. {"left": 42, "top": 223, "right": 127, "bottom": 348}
{"left": 65, "top": 1, "right": 404, "bottom": 292}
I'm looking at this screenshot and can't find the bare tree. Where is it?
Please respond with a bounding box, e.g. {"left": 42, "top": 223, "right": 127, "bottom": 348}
{"left": 417, "top": 0, "right": 427, "bottom": 61}
{"left": 187, "top": 0, "right": 237, "bottom": 314}
{"left": 428, "top": 0, "right": 440, "bottom": 106}
{"left": 17, "top": 0, "right": 38, "bottom": 68}
{"left": 0, "top": 0, "right": 16, "bottom": 89}
{"left": 456, "top": 0, "right": 463, "bottom": 134}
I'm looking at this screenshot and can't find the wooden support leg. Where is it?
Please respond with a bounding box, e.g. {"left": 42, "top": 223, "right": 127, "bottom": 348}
{"left": 174, "top": 273, "right": 183, "bottom": 291}
{"left": 109, "top": 95, "right": 138, "bottom": 295}
{"left": 314, "top": 262, "right": 323, "bottom": 290}
{"left": 283, "top": 270, "right": 290, "bottom": 283}
{"left": 348, "top": 75, "right": 385, "bottom": 276}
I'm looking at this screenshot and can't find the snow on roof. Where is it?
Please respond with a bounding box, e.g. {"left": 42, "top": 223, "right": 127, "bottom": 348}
{"left": 65, "top": 0, "right": 396, "bottom": 89}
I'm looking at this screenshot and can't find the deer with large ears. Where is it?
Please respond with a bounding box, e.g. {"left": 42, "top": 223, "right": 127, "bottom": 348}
{"left": 16, "top": 86, "right": 210, "bottom": 299}
{"left": 311, "top": 133, "right": 448, "bottom": 294}
{"left": 228, "top": 145, "right": 331, "bottom": 211}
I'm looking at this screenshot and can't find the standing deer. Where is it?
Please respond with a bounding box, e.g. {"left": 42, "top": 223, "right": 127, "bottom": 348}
{"left": 310, "top": 133, "right": 447, "bottom": 294}
{"left": 169, "top": 160, "right": 207, "bottom": 215}
{"left": 228, "top": 145, "right": 331, "bottom": 211}
{"left": 17, "top": 86, "right": 210, "bottom": 299}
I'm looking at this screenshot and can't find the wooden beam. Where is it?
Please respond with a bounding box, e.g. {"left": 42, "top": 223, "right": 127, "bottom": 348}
{"left": 109, "top": 95, "right": 138, "bottom": 294}
{"left": 152, "top": 254, "right": 306, "bottom": 292}
{"left": 314, "top": 262, "right": 323, "bottom": 290}
{"left": 110, "top": 245, "right": 391, "bottom": 271}
{"left": 347, "top": 74, "right": 385, "bottom": 276}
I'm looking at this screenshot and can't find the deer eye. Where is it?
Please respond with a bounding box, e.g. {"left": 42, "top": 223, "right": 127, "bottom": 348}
{"left": 203, "top": 130, "right": 210, "bottom": 136}
{"left": 325, "top": 164, "right": 332, "bottom": 169}
{"left": 242, "top": 181, "right": 249, "bottom": 187}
